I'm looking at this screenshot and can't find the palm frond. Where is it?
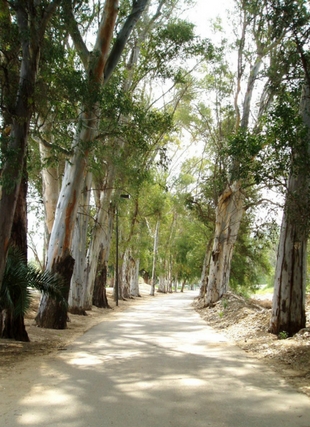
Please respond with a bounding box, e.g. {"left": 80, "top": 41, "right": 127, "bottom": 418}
{"left": 0, "top": 246, "right": 67, "bottom": 318}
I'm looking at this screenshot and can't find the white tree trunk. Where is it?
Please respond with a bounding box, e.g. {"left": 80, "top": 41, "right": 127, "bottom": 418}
{"left": 39, "top": 130, "right": 61, "bottom": 238}
{"left": 158, "top": 275, "right": 167, "bottom": 293}
{"left": 205, "top": 181, "right": 244, "bottom": 305}
{"left": 150, "top": 219, "right": 160, "bottom": 296}
{"left": 130, "top": 257, "right": 140, "bottom": 297}
{"left": 84, "top": 182, "right": 114, "bottom": 309}
{"left": 270, "top": 84, "right": 310, "bottom": 336}
{"left": 68, "top": 172, "right": 92, "bottom": 314}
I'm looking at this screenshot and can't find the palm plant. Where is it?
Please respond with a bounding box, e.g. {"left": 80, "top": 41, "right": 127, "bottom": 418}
{"left": 0, "top": 246, "right": 67, "bottom": 341}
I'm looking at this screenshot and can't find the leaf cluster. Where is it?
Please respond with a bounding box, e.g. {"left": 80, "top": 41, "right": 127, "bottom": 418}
{"left": 139, "top": 19, "right": 213, "bottom": 81}
{"left": 0, "top": 246, "right": 67, "bottom": 318}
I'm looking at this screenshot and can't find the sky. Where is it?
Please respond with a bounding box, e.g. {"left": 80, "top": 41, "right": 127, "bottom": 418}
{"left": 184, "top": 0, "right": 232, "bottom": 37}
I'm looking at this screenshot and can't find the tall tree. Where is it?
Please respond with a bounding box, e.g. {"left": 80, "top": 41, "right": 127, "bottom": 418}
{"left": 267, "top": 0, "right": 310, "bottom": 336}
{"left": 0, "top": 0, "right": 61, "bottom": 289}
{"left": 204, "top": 0, "right": 287, "bottom": 306}
{"left": 36, "top": 0, "right": 149, "bottom": 328}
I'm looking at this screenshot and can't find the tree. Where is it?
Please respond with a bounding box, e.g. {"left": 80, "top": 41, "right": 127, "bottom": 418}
{"left": 203, "top": 0, "right": 290, "bottom": 306}
{"left": 269, "top": 85, "right": 310, "bottom": 335}
{"left": 36, "top": 0, "right": 149, "bottom": 328}
{"left": 0, "top": 0, "right": 61, "bottom": 289}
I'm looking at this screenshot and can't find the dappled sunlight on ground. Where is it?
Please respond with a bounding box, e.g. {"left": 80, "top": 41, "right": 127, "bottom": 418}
{"left": 1, "top": 292, "right": 310, "bottom": 427}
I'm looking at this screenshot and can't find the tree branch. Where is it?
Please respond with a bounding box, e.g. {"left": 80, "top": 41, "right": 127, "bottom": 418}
{"left": 104, "top": 0, "right": 149, "bottom": 85}
{"left": 62, "top": 0, "right": 90, "bottom": 69}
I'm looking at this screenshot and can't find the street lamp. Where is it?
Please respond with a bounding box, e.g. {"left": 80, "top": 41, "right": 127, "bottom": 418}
{"left": 115, "top": 194, "right": 130, "bottom": 306}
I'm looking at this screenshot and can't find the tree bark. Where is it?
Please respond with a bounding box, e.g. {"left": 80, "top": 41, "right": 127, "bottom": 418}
{"left": 0, "top": 311, "right": 30, "bottom": 342}
{"left": 92, "top": 263, "right": 110, "bottom": 308}
{"left": 205, "top": 181, "right": 245, "bottom": 306}
{"left": 68, "top": 172, "right": 92, "bottom": 314}
{"left": 269, "top": 84, "right": 310, "bottom": 336}
{"left": 121, "top": 248, "right": 131, "bottom": 299}
{"left": 1, "top": 158, "right": 30, "bottom": 342}
{"left": 84, "top": 176, "right": 114, "bottom": 309}
{"left": 130, "top": 257, "right": 140, "bottom": 297}
{"left": 39, "top": 129, "right": 61, "bottom": 239}
{"left": 150, "top": 219, "right": 160, "bottom": 296}
{"left": 0, "top": 1, "right": 60, "bottom": 288}
{"left": 269, "top": 203, "right": 307, "bottom": 336}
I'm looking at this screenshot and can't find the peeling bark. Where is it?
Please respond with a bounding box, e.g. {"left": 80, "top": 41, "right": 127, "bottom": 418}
{"left": 205, "top": 182, "right": 245, "bottom": 306}
{"left": 68, "top": 172, "right": 92, "bottom": 315}
{"left": 270, "top": 84, "right": 310, "bottom": 336}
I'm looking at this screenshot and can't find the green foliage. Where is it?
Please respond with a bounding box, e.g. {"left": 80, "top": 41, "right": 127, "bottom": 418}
{"left": 226, "top": 87, "right": 309, "bottom": 191}
{"left": 278, "top": 331, "right": 289, "bottom": 340}
{"left": 229, "top": 214, "right": 275, "bottom": 294}
{"left": 139, "top": 18, "right": 214, "bottom": 81}
{"left": 0, "top": 247, "right": 67, "bottom": 318}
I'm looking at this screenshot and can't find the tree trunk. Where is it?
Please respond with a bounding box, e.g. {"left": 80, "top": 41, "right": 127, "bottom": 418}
{"left": 199, "top": 243, "right": 212, "bottom": 299}
{"left": 35, "top": 151, "right": 87, "bottom": 327}
{"left": 39, "top": 133, "right": 61, "bottom": 239}
{"left": 0, "top": 0, "right": 60, "bottom": 290}
{"left": 68, "top": 172, "right": 92, "bottom": 314}
{"left": 205, "top": 181, "right": 244, "bottom": 305}
{"left": 157, "top": 275, "right": 167, "bottom": 293}
{"left": 1, "top": 158, "right": 30, "bottom": 342}
{"left": 130, "top": 257, "right": 140, "bottom": 297}
{"left": 84, "top": 182, "right": 114, "bottom": 309}
{"left": 36, "top": 253, "right": 74, "bottom": 329}
{"left": 0, "top": 310, "right": 30, "bottom": 342}
{"left": 92, "top": 263, "right": 110, "bottom": 308}
{"left": 269, "top": 205, "right": 307, "bottom": 336}
{"left": 269, "top": 84, "right": 310, "bottom": 336}
{"left": 121, "top": 248, "right": 129, "bottom": 299}
{"left": 150, "top": 219, "right": 160, "bottom": 296}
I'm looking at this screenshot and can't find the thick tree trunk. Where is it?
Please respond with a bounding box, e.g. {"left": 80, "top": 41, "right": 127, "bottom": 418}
{"left": 0, "top": 0, "right": 60, "bottom": 289}
{"left": 205, "top": 181, "right": 244, "bottom": 305}
{"left": 36, "top": 151, "right": 87, "bottom": 327}
{"left": 36, "top": 253, "right": 74, "bottom": 329}
{"left": 269, "top": 205, "right": 307, "bottom": 336}
{"left": 1, "top": 158, "right": 30, "bottom": 342}
{"left": 269, "top": 84, "right": 310, "bottom": 336}
{"left": 0, "top": 310, "right": 30, "bottom": 342}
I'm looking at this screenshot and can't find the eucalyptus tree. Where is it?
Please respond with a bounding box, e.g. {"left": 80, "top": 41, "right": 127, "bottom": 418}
{"left": 219, "top": 0, "right": 310, "bottom": 334}
{"left": 36, "top": 0, "right": 150, "bottom": 328}
{"left": 267, "top": 87, "right": 310, "bottom": 335}
{"left": 202, "top": 0, "right": 292, "bottom": 306}
{"left": 0, "top": 0, "right": 61, "bottom": 289}
{"left": 81, "top": 4, "right": 212, "bottom": 308}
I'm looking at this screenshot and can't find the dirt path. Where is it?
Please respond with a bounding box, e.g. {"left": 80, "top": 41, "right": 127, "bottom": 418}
{"left": 194, "top": 292, "right": 310, "bottom": 398}
{"left": 1, "top": 292, "right": 310, "bottom": 427}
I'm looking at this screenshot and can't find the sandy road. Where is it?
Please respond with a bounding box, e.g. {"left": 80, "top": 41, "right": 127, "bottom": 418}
{"left": 1, "top": 291, "right": 310, "bottom": 427}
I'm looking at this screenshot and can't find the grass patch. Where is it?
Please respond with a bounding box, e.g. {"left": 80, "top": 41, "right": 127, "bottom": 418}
{"left": 254, "top": 283, "right": 274, "bottom": 296}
